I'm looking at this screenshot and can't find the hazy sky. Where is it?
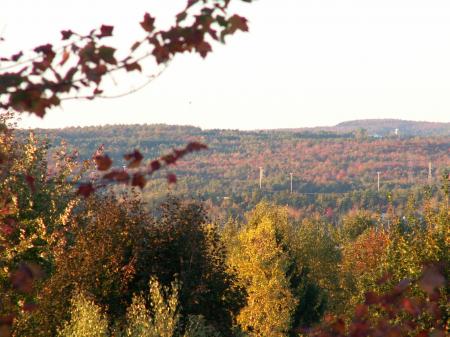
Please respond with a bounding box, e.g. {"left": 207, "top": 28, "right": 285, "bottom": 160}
{"left": 2, "top": 0, "right": 450, "bottom": 129}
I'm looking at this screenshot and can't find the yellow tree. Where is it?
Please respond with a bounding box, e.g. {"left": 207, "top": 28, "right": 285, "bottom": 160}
{"left": 228, "top": 203, "right": 325, "bottom": 337}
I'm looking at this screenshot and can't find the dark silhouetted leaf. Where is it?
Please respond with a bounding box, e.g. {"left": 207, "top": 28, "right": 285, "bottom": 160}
{"left": 419, "top": 265, "right": 445, "bottom": 295}
{"left": 131, "top": 173, "right": 146, "bottom": 189}
{"left": 61, "top": 30, "right": 73, "bottom": 40}
{"left": 94, "top": 154, "right": 112, "bottom": 171}
{"left": 140, "top": 13, "right": 155, "bottom": 33}
{"left": 77, "top": 183, "right": 95, "bottom": 197}
{"left": 150, "top": 160, "right": 161, "bottom": 171}
{"left": 124, "top": 150, "right": 143, "bottom": 168}
{"left": 98, "top": 46, "right": 117, "bottom": 65}
{"left": 99, "top": 24, "right": 114, "bottom": 37}
{"left": 167, "top": 173, "right": 177, "bottom": 184}
{"left": 124, "top": 62, "right": 142, "bottom": 72}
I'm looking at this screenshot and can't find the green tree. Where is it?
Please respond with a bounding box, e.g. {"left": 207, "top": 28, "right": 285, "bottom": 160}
{"left": 138, "top": 198, "right": 244, "bottom": 336}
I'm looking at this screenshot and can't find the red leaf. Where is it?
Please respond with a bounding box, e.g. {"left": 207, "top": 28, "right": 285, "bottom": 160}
{"left": 34, "top": 44, "right": 53, "bottom": 55}
{"left": 99, "top": 25, "right": 114, "bottom": 37}
{"left": 131, "top": 41, "right": 141, "bottom": 51}
{"left": 196, "top": 41, "right": 212, "bottom": 58}
{"left": 186, "top": 141, "right": 208, "bottom": 152}
{"left": 131, "top": 173, "right": 146, "bottom": 189}
{"left": 98, "top": 46, "right": 117, "bottom": 65}
{"left": 419, "top": 264, "right": 445, "bottom": 295}
{"left": 176, "top": 11, "right": 187, "bottom": 23}
{"left": 124, "top": 62, "right": 142, "bottom": 72}
{"left": 102, "top": 170, "right": 130, "bottom": 183}
{"left": 167, "top": 173, "right": 177, "bottom": 184}
{"left": 150, "top": 160, "right": 161, "bottom": 171}
{"left": 93, "top": 88, "right": 103, "bottom": 95}
{"left": 59, "top": 49, "right": 70, "bottom": 66}
{"left": 124, "top": 150, "right": 143, "bottom": 168}
{"left": 152, "top": 45, "right": 170, "bottom": 64}
{"left": 0, "top": 218, "right": 15, "bottom": 236}
{"left": 401, "top": 298, "right": 420, "bottom": 316}
{"left": 140, "top": 13, "right": 155, "bottom": 33}
{"left": 94, "top": 154, "right": 112, "bottom": 171}
{"left": 354, "top": 304, "right": 368, "bottom": 319}
{"left": 187, "top": 0, "right": 199, "bottom": 8}
{"left": 330, "top": 319, "right": 345, "bottom": 334}
{"left": 0, "top": 314, "right": 15, "bottom": 326}
{"left": 61, "top": 30, "right": 73, "bottom": 40}
{"left": 11, "top": 51, "right": 23, "bottom": 62}
{"left": 77, "top": 183, "right": 95, "bottom": 197}
{"left": 228, "top": 15, "right": 249, "bottom": 33}
{"left": 365, "top": 291, "right": 379, "bottom": 305}
{"left": 10, "top": 263, "right": 43, "bottom": 293}
{"left": 25, "top": 175, "right": 35, "bottom": 192}
{"left": 162, "top": 154, "right": 177, "bottom": 165}
{"left": 22, "top": 302, "right": 38, "bottom": 312}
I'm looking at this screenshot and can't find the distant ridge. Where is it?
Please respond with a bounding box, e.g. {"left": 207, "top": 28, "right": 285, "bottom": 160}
{"left": 294, "top": 119, "right": 450, "bottom": 137}
{"left": 24, "top": 119, "right": 449, "bottom": 137}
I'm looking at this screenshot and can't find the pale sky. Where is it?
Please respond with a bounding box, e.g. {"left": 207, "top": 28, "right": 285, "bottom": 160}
{"left": 1, "top": 0, "right": 450, "bottom": 129}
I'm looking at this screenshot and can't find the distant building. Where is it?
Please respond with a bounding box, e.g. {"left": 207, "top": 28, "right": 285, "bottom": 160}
{"left": 394, "top": 128, "right": 399, "bottom": 136}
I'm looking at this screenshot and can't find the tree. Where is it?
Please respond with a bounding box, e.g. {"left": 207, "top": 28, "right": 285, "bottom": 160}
{"left": 0, "top": 128, "right": 80, "bottom": 324}
{"left": 294, "top": 217, "right": 341, "bottom": 311}
{"left": 57, "top": 291, "right": 109, "bottom": 337}
{"left": 138, "top": 197, "right": 245, "bottom": 336}
{"left": 228, "top": 203, "right": 326, "bottom": 337}
{"left": 13, "top": 193, "right": 152, "bottom": 336}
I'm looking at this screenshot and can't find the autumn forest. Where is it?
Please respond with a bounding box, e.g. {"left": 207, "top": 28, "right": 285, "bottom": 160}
{"left": 0, "top": 0, "right": 449, "bottom": 336}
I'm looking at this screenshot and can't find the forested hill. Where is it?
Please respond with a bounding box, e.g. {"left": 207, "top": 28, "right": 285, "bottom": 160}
{"left": 25, "top": 120, "right": 449, "bottom": 220}
{"left": 291, "top": 119, "right": 450, "bottom": 136}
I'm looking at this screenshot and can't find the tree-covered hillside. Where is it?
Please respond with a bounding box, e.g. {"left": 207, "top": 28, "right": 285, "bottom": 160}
{"left": 27, "top": 122, "right": 450, "bottom": 221}
{"left": 303, "top": 119, "right": 450, "bottom": 137}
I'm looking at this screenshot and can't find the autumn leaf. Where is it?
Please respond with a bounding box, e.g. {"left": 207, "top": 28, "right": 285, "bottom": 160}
{"left": 59, "top": 49, "right": 70, "bottom": 66}
{"left": 228, "top": 15, "right": 249, "bottom": 33}
{"left": 140, "top": 13, "right": 155, "bottom": 33}
{"left": 131, "top": 41, "right": 141, "bottom": 51}
{"left": 0, "top": 218, "right": 16, "bottom": 236}
{"left": 22, "top": 302, "right": 38, "bottom": 312}
{"left": 124, "top": 62, "right": 142, "bottom": 72}
{"left": 162, "top": 154, "right": 177, "bottom": 165}
{"left": 102, "top": 170, "right": 130, "bottom": 183}
{"left": 98, "top": 46, "right": 117, "bottom": 65}
{"left": 99, "top": 24, "right": 114, "bottom": 37}
{"left": 186, "top": 141, "right": 208, "bottom": 152}
{"left": 61, "top": 30, "right": 73, "bottom": 40}
{"left": 25, "top": 174, "right": 35, "bottom": 192}
{"left": 10, "top": 263, "right": 43, "bottom": 294}
{"left": 131, "top": 173, "right": 146, "bottom": 189}
{"left": 196, "top": 41, "right": 212, "bottom": 58}
{"left": 124, "top": 150, "right": 143, "bottom": 168}
{"left": 11, "top": 51, "right": 23, "bottom": 62}
{"left": 152, "top": 45, "right": 170, "bottom": 64}
{"left": 94, "top": 154, "right": 112, "bottom": 171}
{"left": 150, "top": 160, "right": 161, "bottom": 172}
{"left": 33, "top": 43, "right": 54, "bottom": 55}
{"left": 419, "top": 264, "right": 445, "bottom": 295}
{"left": 77, "top": 183, "right": 95, "bottom": 197}
{"left": 167, "top": 173, "right": 177, "bottom": 184}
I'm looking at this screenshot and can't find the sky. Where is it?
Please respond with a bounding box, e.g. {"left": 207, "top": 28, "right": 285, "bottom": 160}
{"left": 1, "top": 0, "right": 450, "bottom": 130}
